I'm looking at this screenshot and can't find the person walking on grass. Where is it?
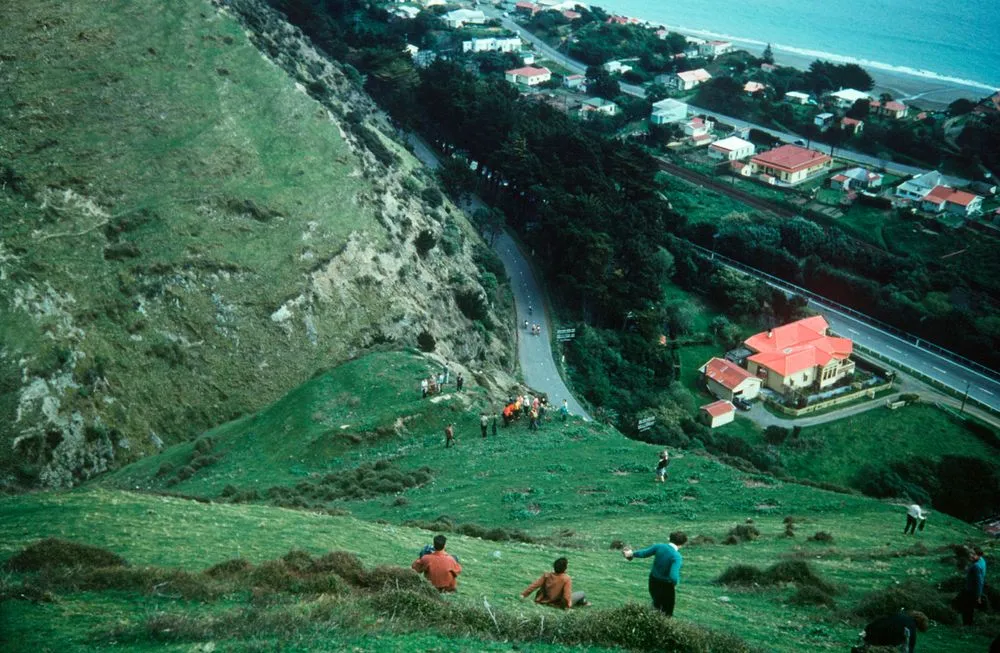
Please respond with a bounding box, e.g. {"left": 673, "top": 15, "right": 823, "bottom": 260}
{"left": 904, "top": 504, "right": 927, "bottom": 535}
{"left": 655, "top": 450, "right": 670, "bottom": 483}
{"left": 444, "top": 423, "right": 455, "bottom": 448}
{"left": 421, "top": 378, "right": 428, "bottom": 399}
{"left": 480, "top": 412, "right": 489, "bottom": 439}
{"left": 412, "top": 534, "right": 462, "bottom": 592}
{"left": 560, "top": 399, "right": 570, "bottom": 422}
{"left": 623, "top": 531, "right": 687, "bottom": 616}
{"left": 457, "top": 373, "right": 464, "bottom": 391}
{"left": 492, "top": 413, "right": 498, "bottom": 437}
{"left": 954, "top": 545, "right": 987, "bottom": 626}
{"left": 852, "top": 610, "right": 929, "bottom": 653}
{"left": 520, "top": 557, "right": 590, "bottom": 609}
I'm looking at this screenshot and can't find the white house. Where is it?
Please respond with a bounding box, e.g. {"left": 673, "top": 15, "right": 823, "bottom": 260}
{"left": 920, "top": 185, "right": 983, "bottom": 216}
{"left": 666, "top": 68, "right": 711, "bottom": 91}
{"left": 698, "top": 40, "right": 732, "bottom": 57}
{"left": 443, "top": 9, "right": 486, "bottom": 28}
{"left": 829, "top": 167, "right": 883, "bottom": 191}
{"left": 813, "top": 112, "right": 835, "bottom": 131}
{"left": 504, "top": 65, "right": 552, "bottom": 87}
{"left": 895, "top": 170, "right": 945, "bottom": 201}
{"left": 870, "top": 99, "right": 909, "bottom": 119}
{"left": 709, "top": 136, "right": 755, "bottom": 161}
{"left": 827, "top": 88, "right": 871, "bottom": 109}
{"left": 784, "top": 91, "right": 810, "bottom": 104}
{"left": 701, "top": 400, "right": 736, "bottom": 428}
{"left": 684, "top": 117, "right": 714, "bottom": 146}
{"left": 392, "top": 6, "right": 420, "bottom": 19}
{"left": 463, "top": 36, "right": 521, "bottom": 53}
{"left": 699, "top": 357, "right": 762, "bottom": 401}
{"left": 579, "top": 97, "right": 618, "bottom": 118}
{"left": 650, "top": 98, "right": 688, "bottom": 125}
{"left": 603, "top": 60, "right": 633, "bottom": 75}
{"left": 563, "top": 74, "right": 585, "bottom": 89}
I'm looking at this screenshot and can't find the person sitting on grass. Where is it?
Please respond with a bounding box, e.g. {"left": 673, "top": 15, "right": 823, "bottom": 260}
{"left": 852, "top": 610, "right": 929, "bottom": 653}
{"left": 519, "top": 557, "right": 589, "bottom": 609}
{"left": 411, "top": 534, "right": 462, "bottom": 592}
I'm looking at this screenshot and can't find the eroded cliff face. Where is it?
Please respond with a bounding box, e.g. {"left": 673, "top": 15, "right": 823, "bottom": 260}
{"left": 0, "top": 0, "right": 513, "bottom": 489}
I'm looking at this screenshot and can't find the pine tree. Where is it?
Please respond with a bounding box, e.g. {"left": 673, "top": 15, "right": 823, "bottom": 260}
{"left": 762, "top": 43, "right": 774, "bottom": 65}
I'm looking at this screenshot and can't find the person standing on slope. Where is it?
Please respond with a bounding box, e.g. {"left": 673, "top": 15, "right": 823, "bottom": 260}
{"left": 623, "top": 531, "right": 688, "bottom": 616}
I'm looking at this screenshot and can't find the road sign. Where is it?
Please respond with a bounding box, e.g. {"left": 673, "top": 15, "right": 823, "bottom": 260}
{"left": 637, "top": 415, "right": 656, "bottom": 432}
{"left": 556, "top": 328, "right": 576, "bottom": 342}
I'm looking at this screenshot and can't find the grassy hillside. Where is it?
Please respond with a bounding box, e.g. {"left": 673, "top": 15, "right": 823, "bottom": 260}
{"left": 0, "top": 0, "right": 511, "bottom": 490}
{"left": 2, "top": 351, "right": 985, "bottom": 652}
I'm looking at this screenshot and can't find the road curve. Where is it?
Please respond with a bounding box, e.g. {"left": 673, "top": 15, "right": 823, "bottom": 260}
{"left": 404, "top": 132, "right": 590, "bottom": 419}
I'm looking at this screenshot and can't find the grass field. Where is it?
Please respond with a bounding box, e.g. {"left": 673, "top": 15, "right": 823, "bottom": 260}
{"left": 4, "top": 351, "right": 993, "bottom": 652}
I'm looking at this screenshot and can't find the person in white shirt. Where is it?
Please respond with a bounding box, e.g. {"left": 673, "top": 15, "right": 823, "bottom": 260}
{"left": 904, "top": 504, "right": 927, "bottom": 535}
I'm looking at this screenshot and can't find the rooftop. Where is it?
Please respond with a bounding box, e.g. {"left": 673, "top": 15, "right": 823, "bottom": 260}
{"left": 702, "top": 357, "right": 755, "bottom": 390}
{"left": 677, "top": 68, "right": 711, "bottom": 83}
{"left": 744, "top": 316, "right": 852, "bottom": 377}
{"left": 711, "top": 135, "right": 753, "bottom": 152}
{"left": 506, "top": 66, "right": 551, "bottom": 77}
{"left": 925, "top": 185, "right": 980, "bottom": 207}
{"left": 701, "top": 400, "right": 735, "bottom": 418}
{"left": 751, "top": 144, "right": 832, "bottom": 173}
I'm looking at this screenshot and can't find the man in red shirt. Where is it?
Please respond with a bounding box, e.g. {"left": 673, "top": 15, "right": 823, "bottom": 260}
{"left": 411, "top": 535, "right": 462, "bottom": 592}
{"left": 520, "top": 557, "right": 589, "bottom": 609}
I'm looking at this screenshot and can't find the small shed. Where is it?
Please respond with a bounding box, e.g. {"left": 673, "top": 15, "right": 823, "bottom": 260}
{"left": 701, "top": 400, "right": 736, "bottom": 428}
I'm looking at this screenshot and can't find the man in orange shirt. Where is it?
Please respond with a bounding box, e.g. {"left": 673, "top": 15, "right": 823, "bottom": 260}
{"left": 519, "top": 557, "right": 589, "bottom": 609}
{"left": 411, "top": 535, "right": 462, "bottom": 592}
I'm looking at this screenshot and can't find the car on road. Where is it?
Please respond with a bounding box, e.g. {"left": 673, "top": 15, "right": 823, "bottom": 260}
{"left": 732, "top": 396, "right": 753, "bottom": 411}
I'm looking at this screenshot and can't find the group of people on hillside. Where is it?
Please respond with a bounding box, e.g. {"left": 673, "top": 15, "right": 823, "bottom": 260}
{"left": 500, "top": 394, "right": 549, "bottom": 429}
{"left": 411, "top": 533, "right": 687, "bottom": 615}
{"left": 420, "top": 367, "right": 463, "bottom": 399}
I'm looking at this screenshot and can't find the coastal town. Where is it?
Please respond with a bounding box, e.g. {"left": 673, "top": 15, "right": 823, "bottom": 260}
{"left": 388, "top": 0, "right": 999, "bottom": 230}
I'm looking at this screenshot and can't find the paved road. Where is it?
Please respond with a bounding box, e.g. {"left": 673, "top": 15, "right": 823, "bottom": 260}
{"left": 495, "top": 13, "right": 966, "bottom": 184}
{"left": 701, "top": 250, "right": 1000, "bottom": 413}
{"left": 405, "top": 132, "right": 590, "bottom": 419}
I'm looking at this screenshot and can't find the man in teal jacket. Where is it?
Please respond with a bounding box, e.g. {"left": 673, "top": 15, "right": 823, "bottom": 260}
{"left": 623, "top": 531, "right": 688, "bottom": 616}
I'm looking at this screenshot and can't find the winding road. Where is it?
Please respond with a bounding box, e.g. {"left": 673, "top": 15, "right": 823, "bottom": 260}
{"left": 405, "top": 133, "right": 590, "bottom": 420}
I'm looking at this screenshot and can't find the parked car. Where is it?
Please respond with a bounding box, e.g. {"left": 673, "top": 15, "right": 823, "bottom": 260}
{"left": 733, "top": 396, "right": 752, "bottom": 411}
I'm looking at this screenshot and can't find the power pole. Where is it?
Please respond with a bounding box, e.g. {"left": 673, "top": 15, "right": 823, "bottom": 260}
{"left": 960, "top": 381, "right": 971, "bottom": 414}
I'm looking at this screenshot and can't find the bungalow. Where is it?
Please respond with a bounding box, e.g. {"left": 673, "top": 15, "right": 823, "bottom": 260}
{"left": 698, "top": 40, "right": 732, "bottom": 57}
{"left": 840, "top": 116, "right": 864, "bottom": 135}
{"left": 699, "top": 357, "right": 763, "bottom": 401}
{"left": 578, "top": 97, "right": 618, "bottom": 118}
{"left": 521, "top": 52, "right": 536, "bottom": 65}
{"left": 514, "top": 1, "right": 539, "bottom": 16}
{"left": 895, "top": 170, "right": 945, "bottom": 201}
{"left": 418, "top": 0, "right": 444, "bottom": 6}
{"left": 813, "top": 112, "right": 835, "bottom": 131}
{"left": 606, "top": 15, "right": 638, "bottom": 25}
{"left": 920, "top": 185, "right": 984, "bottom": 216}
{"left": 443, "top": 9, "right": 486, "bottom": 28}
{"left": 562, "top": 10, "right": 581, "bottom": 20}
{"left": 684, "top": 116, "right": 713, "bottom": 137}
{"left": 760, "top": 63, "right": 777, "bottom": 73}
{"left": 603, "top": 60, "right": 633, "bottom": 75}
{"left": 562, "top": 74, "right": 585, "bottom": 89}
{"left": 870, "top": 100, "right": 908, "bottom": 119}
{"left": 709, "top": 135, "right": 755, "bottom": 161}
{"left": 744, "top": 316, "right": 855, "bottom": 393}
{"left": 701, "top": 400, "right": 736, "bottom": 428}
{"left": 829, "top": 166, "right": 882, "bottom": 191}
{"left": 403, "top": 43, "right": 420, "bottom": 59}
{"left": 750, "top": 144, "right": 833, "bottom": 186}
{"left": 784, "top": 91, "right": 810, "bottom": 105}
{"left": 666, "top": 68, "right": 711, "bottom": 91}
{"left": 392, "top": 6, "right": 420, "bottom": 19}
{"left": 463, "top": 36, "right": 521, "bottom": 53}
{"left": 744, "top": 81, "right": 766, "bottom": 95}
{"left": 827, "top": 88, "right": 872, "bottom": 109}
{"left": 504, "top": 65, "right": 552, "bottom": 87}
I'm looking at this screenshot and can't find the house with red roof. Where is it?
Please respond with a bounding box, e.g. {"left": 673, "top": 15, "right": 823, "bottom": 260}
{"left": 698, "top": 40, "right": 732, "bottom": 57}
{"left": 504, "top": 65, "right": 552, "bottom": 87}
{"left": 743, "top": 81, "right": 766, "bottom": 95}
{"left": 749, "top": 144, "right": 832, "bottom": 186}
{"left": 919, "top": 185, "right": 983, "bottom": 216}
{"left": 840, "top": 116, "right": 864, "bottom": 135}
{"left": 699, "top": 357, "right": 763, "bottom": 401}
{"left": 515, "top": 1, "right": 539, "bottom": 16}
{"left": 666, "top": 68, "right": 711, "bottom": 91}
{"left": 870, "top": 99, "right": 908, "bottom": 119}
{"left": 829, "top": 166, "right": 882, "bottom": 191}
{"left": 562, "top": 10, "right": 581, "bottom": 21}
{"left": 700, "top": 400, "right": 736, "bottom": 428}
{"left": 744, "top": 316, "right": 854, "bottom": 393}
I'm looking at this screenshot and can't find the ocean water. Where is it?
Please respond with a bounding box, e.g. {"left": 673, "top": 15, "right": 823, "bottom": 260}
{"left": 590, "top": 0, "right": 1000, "bottom": 91}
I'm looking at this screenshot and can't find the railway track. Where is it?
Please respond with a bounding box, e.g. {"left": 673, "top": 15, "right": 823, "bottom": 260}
{"left": 657, "top": 158, "right": 799, "bottom": 219}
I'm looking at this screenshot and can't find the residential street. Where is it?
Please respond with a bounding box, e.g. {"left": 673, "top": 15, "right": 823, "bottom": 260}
{"left": 405, "top": 133, "right": 590, "bottom": 420}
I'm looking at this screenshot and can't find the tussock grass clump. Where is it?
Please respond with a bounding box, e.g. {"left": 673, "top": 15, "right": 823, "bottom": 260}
{"left": 4, "top": 538, "right": 127, "bottom": 571}
{"left": 723, "top": 524, "right": 760, "bottom": 545}
{"left": 277, "top": 462, "right": 434, "bottom": 504}
{"left": 717, "top": 560, "right": 839, "bottom": 595}
{"left": 359, "top": 565, "right": 429, "bottom": 593}
{"left": 205, "top": 558, "right": 252, "bottom": 578}
{"left": 403, "top": 518, "right": 539, "bottom": 545}
{"left": 807, "top": 531, "right": 835, "bottom": 543}
{"left": 854, "top": 580, "right": 958, "bottom": 624}
{"left": 312, "top": 551, "right": 365, "bottom": 585}
{"left": 788, "top": 584, "right": 837, "bottom": 607}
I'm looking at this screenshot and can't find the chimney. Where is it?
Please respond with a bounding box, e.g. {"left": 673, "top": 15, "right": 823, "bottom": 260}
{"left": 767, "top": 329, "right": 773, "bottom": 339}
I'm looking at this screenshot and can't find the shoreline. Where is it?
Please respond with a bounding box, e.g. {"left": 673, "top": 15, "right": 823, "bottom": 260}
{"left": 577, "top": 4, "right": 997, "bottom": 110}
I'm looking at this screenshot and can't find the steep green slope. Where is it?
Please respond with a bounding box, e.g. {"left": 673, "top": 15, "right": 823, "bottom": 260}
{"left": 87, "top": 351, "right": 995, "bottom": 652}
{"left": 0, "top": 0, "right": 511, "bottom": 489}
